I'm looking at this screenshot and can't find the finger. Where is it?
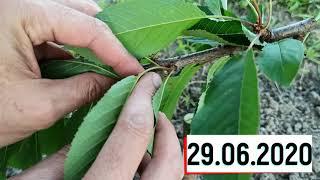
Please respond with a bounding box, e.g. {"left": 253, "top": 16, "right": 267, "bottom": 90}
{"left": 6, "top": 73, "right": 113, "bottom": 131}
{"left": 51, "top": 0, "right": 101, "bottom": 16}
{"left": 23, "top": 0, "right": 143, "bottom": 76}
{"left": 10, "top": 146, "right": 69, "bottom": 180}
{"left": 137, "top": 153, "right": 151, "bottom": 175}
{"left": 140, "top": 113, "right": 184, "bottom": 180}
{"left": 84, "top": 73, "right": 162, "bottom": 180}
{"left": 34, "top": 42, "right": 72, "bottom": 61}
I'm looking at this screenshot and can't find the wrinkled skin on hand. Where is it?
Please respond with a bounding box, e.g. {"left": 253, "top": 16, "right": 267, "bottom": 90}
{"left": 0, "top": 0, "right": 183, "bottom": 179}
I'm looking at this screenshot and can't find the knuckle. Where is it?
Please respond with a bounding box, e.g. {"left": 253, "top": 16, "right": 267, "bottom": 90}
{"left": 88, "top": 18, "right": 109, "bottom": 47}
{"left": 77, "top": 76, "right": 102, "bottom": 104}
{"left": 23, "top": 0, "right": 53, "bottom": 45}
{"left": 118, "top": 112, "right": 153, "bottom": 138}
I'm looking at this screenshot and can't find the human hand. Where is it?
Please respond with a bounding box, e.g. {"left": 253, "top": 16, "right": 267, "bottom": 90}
{"left": 9, "top": 73, "right": 184, "bottom": 180}
{"left": 0, "top": 0, "right": 143, "bottom": 146}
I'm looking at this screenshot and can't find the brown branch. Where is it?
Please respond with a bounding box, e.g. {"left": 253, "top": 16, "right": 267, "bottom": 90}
{"left": 156, "top": 18, "right": 318, "bottom": 71}
{"left": 157, "top": 46, "right": 242, "bottom": 70}
{"left": 261, "top": 18, "right": 317, "bottom": 42}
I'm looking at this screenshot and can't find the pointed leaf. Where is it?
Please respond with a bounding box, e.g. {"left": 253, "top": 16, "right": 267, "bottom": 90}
{"left": 192, "top": 50, "right": 259, "bottom": 135}
{"left": 41, "top": 59, "right": 119, "bottom": 79}
{"left": 97, "top": 0, "right": 206, "bottom": 58}
{"left": 68, "top": 0, "right": 206, "bottom": 63}
{"left": 64, "top": 76, "right": 136, "bottom": 180}
{"left": 192, "top": 50, "right": 258, "bottom": 180}
{"left": 185, "top": 19, "right": 250, "bottom": 46}
{"left": 152, "top": 75, "right": 171, "bottom": 123}
{"left": 161, "top": 65, "right": 201, "bottom": 119}
{"left": 257, "top": 39, "right": 304, "bottom": 86}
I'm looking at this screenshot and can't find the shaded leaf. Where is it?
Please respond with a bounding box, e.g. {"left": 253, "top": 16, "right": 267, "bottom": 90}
{"left": 38, "top": 121, "right": 65, "bottom": 156}
{"left": 41, "top": 59, "right": 119, "bottom": 79}
{"left": 152, "top": 75, "right": 171, "bottom": 123}
{"left": 192, "top": 50, "right": 259, "bottom": 135}
{"left": 0, "top": 147, "right": 8, "bottom": 180}
{"left": 203, "top": 174, "right": 251, "bottom": 180}
{"left": 161, "top": 65, "right": 201, "bottom": 119}
{"left": 185, "top": 19, "right": 250, "bottom": 46}
{"left": 64, "top": 76, "right": 136, "bottom": 180}
{"left": 257, "top": 39, "right": 305, "bottom": 86}
{"left": 192, "top": 50, "right": 259, "bottom": 180}
{"left": 7, "top": 135, "right": 42, "bottom": 169}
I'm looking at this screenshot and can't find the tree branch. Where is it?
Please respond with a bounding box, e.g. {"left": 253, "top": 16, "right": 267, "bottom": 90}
{"left": 261, "top": 18, "right": 317, "bottom": 42}
{"left": 157, "top": 46, "right": 242, "bottom": 70}
{"left": 156, "top": 18, "right": 318, "bottom": 71}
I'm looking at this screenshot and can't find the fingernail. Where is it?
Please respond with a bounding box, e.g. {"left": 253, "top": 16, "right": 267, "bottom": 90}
{"left": 159, "top": 112, "right": 166, "bottom": 119}
{"left": 152, "top": 73, "right": 162, "bottom": 89}
{"left": 93, "top": 4, "right": 102, "bottom": 12}
{"left": 89, "top": 0, "right": 102, "bottom": 12}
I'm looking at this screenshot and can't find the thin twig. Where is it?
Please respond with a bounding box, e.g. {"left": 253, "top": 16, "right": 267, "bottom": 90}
{"left": 264, "top": 0, "right": 273, "bottom": 29}
{"left": 251, "top": 0, "right": 262, "bottom": 25}
{"left": 246, "top": 0, "right": 259, "bottom": 23}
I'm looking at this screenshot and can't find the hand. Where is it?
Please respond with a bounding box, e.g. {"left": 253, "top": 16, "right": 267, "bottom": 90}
{"left": 0, "top": 0, "right": 143, "bottom": 146}
{"left": 10, "top": 73, "right": 184, "bottom": 180}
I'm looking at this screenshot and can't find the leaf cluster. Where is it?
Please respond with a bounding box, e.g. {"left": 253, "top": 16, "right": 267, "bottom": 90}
{"left": 0, "top": 0, "right": 312, "bottom": 179}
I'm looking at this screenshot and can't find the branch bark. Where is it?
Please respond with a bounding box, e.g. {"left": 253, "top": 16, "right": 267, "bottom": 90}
{"left": 261, "top": 18, "right": 317, "bottom": 42}
{"left": 156, "top": 18, "right": 318, "bottom": 71}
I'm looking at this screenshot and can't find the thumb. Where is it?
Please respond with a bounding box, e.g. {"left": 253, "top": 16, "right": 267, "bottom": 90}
{"left": 9, "top": 146, "right": 69, "bottom": 180}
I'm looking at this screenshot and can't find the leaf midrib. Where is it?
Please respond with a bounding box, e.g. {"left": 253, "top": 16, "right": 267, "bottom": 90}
{"left": 115, "top": 16, "right": 207, "bottom": 35}
{"left": 48, "top": 60, "right": 118, "bottom": 78}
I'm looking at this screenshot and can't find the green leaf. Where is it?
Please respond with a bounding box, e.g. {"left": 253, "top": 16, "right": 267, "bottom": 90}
{"left": 65, "top": 47, "right": 106, "bottom": 65}
{"left": 192, "top": 50, "right": 259, "bottom": 180}
{"left": 64, "top": 104, "right": 94, "bottom": 144}
{"left": 64, "top": 76, "right": 136, "bottom": 180}
{"left": 185, "top": 19, "right": 250, "bottom": 46}
{"left": 257, "top": 39, "right": 305, "bottom": 86}
{"left": 69, "top": 0, "right": 206, "bottom": 62}
{"left": 203, "top": 174, "right": 251, "bottom": 180}
{"left": 205, "top": 0, "right": 221, "bottom": 15}
{"left": 7, "top": 135, "right": 42, "bottom": 169}
{"left": 206, "top": 57, "right": 229, "bottom": 85}
{"left": 0, "top": 147, "right": 8, "bottom": 180}
{"left": 192, "top": 50, "right": 259, "bottom": 135}
{"left": 41, "top": 59, "right": 119, "bottom": 79}
{"left": 161, "top": 65, "right": 201, "bottom": 119}
{"left": 152, "top": 75, "right": 171, "bottom": 123}
{"left": 38, "top": 121, "right": 65, "bottom": 156}
{"left": 220, "top": 0, "right": 227, "bottom": 10}
{"left": 316, "top": 13, "right": 320, "bottom": 21}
